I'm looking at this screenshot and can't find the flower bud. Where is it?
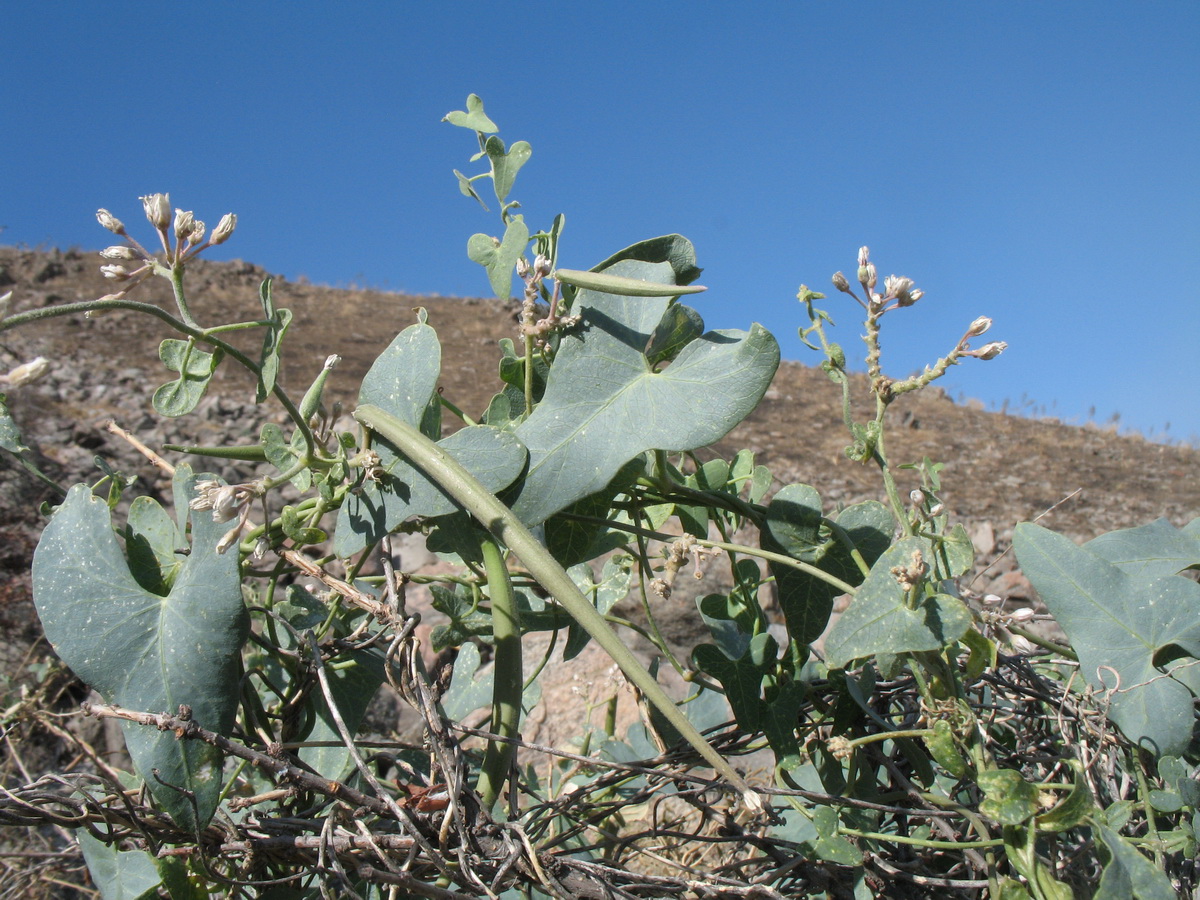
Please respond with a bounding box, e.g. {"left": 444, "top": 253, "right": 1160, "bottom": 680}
{"left": 832, "top": 271, "right": 851, "bottom": 293}
{"left": 210, "top": 213, "right": 237, "bottom": 245}
{"left": 906, "top": 289, "right": 924, "bottom": 305}
{"left": 5, "top": 357, "right": 50, "bottom": 386}
{"left": 974, "top": 341, "right": 1007, "bottom": 360}
{"left": 173, "top": 208, "right": 195, "bottom": 241}
{"left": 966, "top": 316, "right": 992, "bottom": 337}
{"left": 863, "top": 262, "right": 877, "bottom": 289}
{"left": 1009, "top": 607, "right": 1036, "bottom": 623}
{"left": 857, "top": 246, "right": 870, "bottom": 267}
{"left": 188, "top": 219, "right": 206, "bottom": 245}
{"left": 100, "top": 264, "right": 131, "bottom": 281}
{"left": 516, "top": 256, "right": 531, "bottom": 278}
{"left": 1010, "top": 635, "right": 1037, "bottom": 655}
{"left": 929, "top": 503, "right": 944, "bottom": 517}
{"left": 983, "top": 593, "right": 1003, "bottom": 606}
{"left": 96, "top": 209, "right": 127, "bottom": 235}
{"left": 884, "top": 275, "right": 915, "bottom": 305}
{"left": 99, "top": 245, "right": 140, "bottom": 261}
{"left": 140, "top": 193, "right": 171, "bottom": 230}
{"left": 910, "top": 489, "right": 925, "bottom": 506}
{"left": 534, "top": 254, "right": 552, "bottom": 277}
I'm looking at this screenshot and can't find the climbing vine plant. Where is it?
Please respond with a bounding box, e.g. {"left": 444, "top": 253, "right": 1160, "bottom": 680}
{"left": 0, "top": 95, "right": 1197, "bottom": 899}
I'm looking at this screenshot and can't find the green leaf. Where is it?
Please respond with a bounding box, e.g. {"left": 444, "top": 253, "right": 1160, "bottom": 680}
{"left": 824, "top": 537, "right": 973, "bottom": 669}
{"left": 765, "top": 499, "right": 892, "bottom": 647}
{"left": 1095, "top": 825, "right": 1177, "bottom": 900}
{"left": 296, "top": 646, "right": 385, "bottom": 781}
{"left": 924, "top": 720, "right": 968, "bottom": 778}
{"left": 260, "top": 423, "right": 311, "bottom": 491}
{"left": 453, "top": 169, "right": 488, "bottom": 210}
{"left": 811, "top": 806, "right": 860, "bottom": 865}
{"left": 1014, "top": 522, "right": 1200, "bottom": 756}
{"left": 32, "top": 467, "right": 247, "bottom": 830}
{"left": 485, "top": 136, "right": 531, "bottom": 204}
{"left": 766, "top": 484, "right": 823, "bottom": 557}
{"left": 0, "top": 392, "right": 29, "bottom": 454}
{"left": 1085, "top": 517, "right": 1200, "bottom": 579}
{"left": 123, "top": 495, "right": 186, "bottom": 595}
{"left": 443, "top": 93, "right": 498, "bottom": 132}
{"left": 78, "top": 832, "right": 162, "bottom": 900}
{"left": 644, "top": 303, "right": 705, "bottom": 366}
{"left": 937, "top": 523, "right": 976, "bottom": 577}
{"left": 693, "top": 633, "right": 778, "bottom": 732}
{"left": 256, "top": 279, "right": 293, "bottom": 403}
{"left": 468, "top": 216, "right": 529, "bottom": 299}
{"left": 508, "top": 238, "right": 779, "bottom": 525}
{"left": 336, "top": 425, "right": 526, "bottom": 557}
{"left": 697, "top": 593, "right": 754, "bottom": 661}
{"left": 562, "top": 555, "right": 634, "bottom": 659}
{"left": 153, "top": 339, "right": 222, "bottom": 417}
{"left": 978, "top": 769, "right": 1040, "bottom": 825}
{"left": 336, "top": 320, "right": 526, "bottom": 556}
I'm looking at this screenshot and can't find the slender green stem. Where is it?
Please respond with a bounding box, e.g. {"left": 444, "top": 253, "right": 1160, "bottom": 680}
{"left": 476, "top": 538, "right": 522, "bottom": 813}
{"left": 169, "top": 264, "right": 197, "bottom": 327}
{"left": 565, "top": 513, "right": 858, "bottom": 596}
{"left": 354, "top": 403, "right": 764, "bottom": 812}
{"left": 522, "top": 333, "right": 536, "bottom": 419}
{"left": 0, "top": 296, "right": 316, "bottom": 458}
{"left": 838, "top": 826, "right": 1003, "bottom": 851}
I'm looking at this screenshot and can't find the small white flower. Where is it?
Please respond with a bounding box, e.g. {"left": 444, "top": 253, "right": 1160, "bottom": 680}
{"left": 140, "top": 193, "right": 171, "bottom": 230}
{"left": 101, "top": 264, "right": 131, "bottom": 281}
{"left": 189, "top": 479, "right": 251, "bottom": 523}
{"left": 173, "top": 208, "right": 195, "bottom": 241}
{"left": 96, "top": 209, "right": 126, "bottom": 235}
{"left": 99, "top": 246, "right": 140, "bottom": 261}
{"left": 210, "top": 213, "right": 237, "bottom": 245}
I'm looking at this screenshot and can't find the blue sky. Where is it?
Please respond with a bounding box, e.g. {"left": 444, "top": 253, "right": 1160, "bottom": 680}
{"left": 4, "top": 3, "right": 1198, "bottom": 443}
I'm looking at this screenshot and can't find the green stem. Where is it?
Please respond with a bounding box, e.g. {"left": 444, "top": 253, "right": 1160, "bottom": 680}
{"left": 522, "top": 332, "right": 536, "bottom": 419}
{"left": 354, "top": 403, "right": 763, "bottom": 812}
{"left": 566, "top": 513, "right": 859, "bottom": 596}
{"left": 0, "top": 297, "right": 315, "bottom": 458}
{"left": 476, "top": 538, "right": 522, "bottom": 813}
{"left": 169, "top": 263, "right": 197, "bottom": 327}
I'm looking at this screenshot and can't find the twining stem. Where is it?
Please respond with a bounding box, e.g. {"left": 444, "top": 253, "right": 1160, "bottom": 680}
{"left": 0, "top": 297, "right": 316, "bottom": 458}
{"left": 476, "top": 538, "right": 522, "bottom": 813}
{"left": 354, "top": 404, "right": 764, "bottom": 813}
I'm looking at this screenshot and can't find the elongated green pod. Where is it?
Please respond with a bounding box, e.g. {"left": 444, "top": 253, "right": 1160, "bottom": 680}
{"left": 354, "top": 404, "right": 762, "bottom": 813}
{"left": 162, "top": 443, "right": 269, "bottom": 461}
{"left": 553, "top": 268, "right": 706, "bottom": 297}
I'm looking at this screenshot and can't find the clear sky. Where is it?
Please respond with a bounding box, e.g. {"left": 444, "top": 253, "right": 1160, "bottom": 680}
{"left": 4, "top": 3, "right": 1198, "bottom": 443}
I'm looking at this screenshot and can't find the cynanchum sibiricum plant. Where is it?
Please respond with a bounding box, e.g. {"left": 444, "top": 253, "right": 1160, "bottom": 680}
{"left": 0, "top": 93, "right": 1195, "bottom": 900}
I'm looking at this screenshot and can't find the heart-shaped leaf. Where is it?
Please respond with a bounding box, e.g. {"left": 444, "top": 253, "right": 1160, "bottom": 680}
{"left": 764, "top": 497, "right": 892, "bottom": 646}
{"left": 507, "top": 236, "right": 779, "bottom": 525}
{"left": 1084, "top": 517, "right": 1200, "bottom": 580}
{"left": 485, "top": 136, "right": 531, "bottom": 204}
{"left": 467, "top": 216, "right": 529, "bottom": 298}
{"left": 824, "top": 537, "right": 973, "bottom": 669}
{"left": 153, "top": 339, "right": 223, "bottom": 417}
{"left": 1014, "top": 521, "right": 1200, "bottom": 756}
{"left": 32, "top": 466, "right": 247, "bottom": 830}
{"left": 336, "top": 320, "right": 527, "bottom": 557}
{"left": 78, "top": 831, "right": 162, "bottom": 900}
{"left": 443, "top": 93, "right": 499, "bottom": 133}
